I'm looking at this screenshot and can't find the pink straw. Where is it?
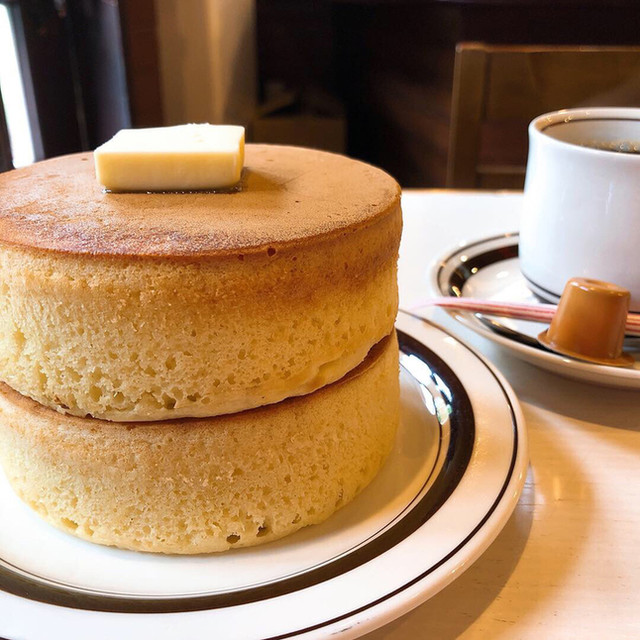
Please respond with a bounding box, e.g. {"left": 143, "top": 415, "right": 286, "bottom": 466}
{"left": 407, "top": 297, "right": 640, "bottom": 336}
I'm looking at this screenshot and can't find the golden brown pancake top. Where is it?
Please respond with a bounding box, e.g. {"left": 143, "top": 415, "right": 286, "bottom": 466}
{"left": 0, "top": 144, "right": 401, "bottom": 258}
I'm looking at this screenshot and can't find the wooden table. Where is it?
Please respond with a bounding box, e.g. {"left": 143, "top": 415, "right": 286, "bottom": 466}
{"left": 366, "top": 189, "right": 640, "bottom": 639}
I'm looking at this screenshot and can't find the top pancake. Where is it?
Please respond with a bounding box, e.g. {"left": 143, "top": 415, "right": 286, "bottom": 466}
{"left": 0, "top": 144, "right": 401, "bottom": 258}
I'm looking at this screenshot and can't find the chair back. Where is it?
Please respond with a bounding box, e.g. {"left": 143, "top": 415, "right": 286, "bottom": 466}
{"left": 446, "top": 43, "right": 640, "bottom": 189}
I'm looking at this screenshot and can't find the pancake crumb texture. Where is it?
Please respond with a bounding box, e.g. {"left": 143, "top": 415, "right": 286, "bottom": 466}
{"left": 0, "top": 211, "right": 399, "bottom": 421}
{"left": 0, "top": 333, "right": 399, "bottom": 553}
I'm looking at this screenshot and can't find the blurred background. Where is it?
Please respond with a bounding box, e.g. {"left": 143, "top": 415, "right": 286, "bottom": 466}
{"left": 1, "top": 0, "right": 639, "bottom": 187}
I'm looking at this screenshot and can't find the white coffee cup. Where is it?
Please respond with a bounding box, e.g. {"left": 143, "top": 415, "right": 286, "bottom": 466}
{"left": 520, "top": 107, "right": 640, "bottom": 311}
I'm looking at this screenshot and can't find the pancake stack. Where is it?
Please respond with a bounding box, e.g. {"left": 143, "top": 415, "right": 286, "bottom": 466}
{"left": 0, "top": 144, "right": 402, "bottom": 553}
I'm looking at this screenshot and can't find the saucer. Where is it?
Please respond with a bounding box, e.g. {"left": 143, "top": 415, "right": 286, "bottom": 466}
{"left": 431, "top": 233, "right": 640, "bottom": 390}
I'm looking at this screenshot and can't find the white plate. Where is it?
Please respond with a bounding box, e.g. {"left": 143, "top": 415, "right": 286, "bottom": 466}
{"left": 0, "top": 314, "right": 527, "bottom": 640}
{"left": 431, "top": 233, "right": 640, "bottom": 389}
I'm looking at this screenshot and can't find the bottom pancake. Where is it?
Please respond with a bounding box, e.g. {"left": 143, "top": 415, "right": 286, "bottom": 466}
{"left": 0, "top": 333, "right": 399, "bottom": 554}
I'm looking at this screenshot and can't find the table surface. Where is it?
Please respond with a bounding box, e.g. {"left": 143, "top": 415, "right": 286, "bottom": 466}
{"left": 366, "top": 189, "right": 640, "bottom": 639}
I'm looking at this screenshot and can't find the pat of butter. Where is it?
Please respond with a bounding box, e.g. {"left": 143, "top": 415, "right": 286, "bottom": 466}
{"left": 94, "top": 124, "right": 245, "bottom": 192}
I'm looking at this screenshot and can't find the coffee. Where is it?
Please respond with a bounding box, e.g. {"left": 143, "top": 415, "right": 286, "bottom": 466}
{"left": 582, "top": 139, "right": 640, "bottom": 153}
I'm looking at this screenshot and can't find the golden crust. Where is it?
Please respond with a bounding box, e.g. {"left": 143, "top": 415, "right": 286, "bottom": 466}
{"left": 0, "top": 145, "right": 401, "bottom": 258}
